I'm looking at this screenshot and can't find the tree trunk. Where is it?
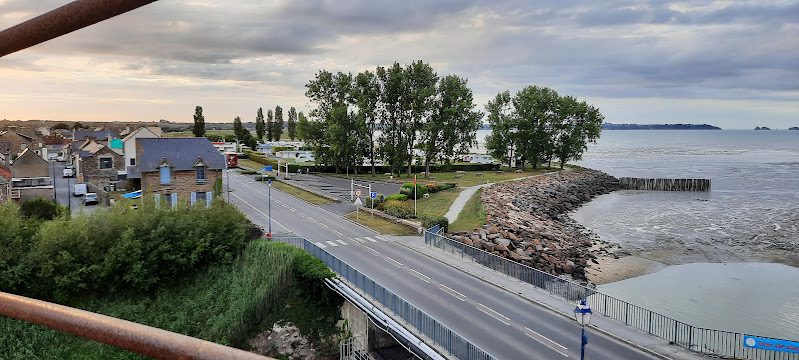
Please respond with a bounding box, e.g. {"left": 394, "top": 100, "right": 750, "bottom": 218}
{"left": 425, "top": 158, "right": 430, "bottom": 179}
{"left": 370, "top": 134, "right": 375, "bottom": 176}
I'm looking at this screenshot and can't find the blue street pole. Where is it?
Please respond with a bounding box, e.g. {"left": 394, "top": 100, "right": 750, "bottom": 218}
{"left": 267, "top": 179, "right": 272, "bottom": 238}
{"left": 574, "top": 299, "right": 592, "bottom": 360}
{"left": 581, "top": 326, "right": 587, "bottom": 360}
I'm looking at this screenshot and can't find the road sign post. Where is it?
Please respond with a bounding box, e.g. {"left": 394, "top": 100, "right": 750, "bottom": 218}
{"left": 267, "top": 179, "right": 272, "bottom": 239}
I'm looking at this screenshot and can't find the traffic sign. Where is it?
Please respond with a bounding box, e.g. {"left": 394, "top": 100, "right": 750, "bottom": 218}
{"left": 268, "top": 179, "right": 272, "bottom": 187}
{"left": 262, "top": 165, "right": 273, "bottom": 172}
{"left": 370, "top": 192, "right": 377, "bottom": 199}
{"left": 355, "top": 189, "right": 362, "bottom": 197}
{"left": 353, "top": 197, "right": 363, "bottom": 206}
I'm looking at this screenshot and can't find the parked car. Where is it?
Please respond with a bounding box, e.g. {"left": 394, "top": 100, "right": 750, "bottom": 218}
{"left": 62, "top": 166, "right": 74, "bottom": 178}
{"left": 82, "top": 193, "right": 98, "bottom": 205}
{"left": 72, "top": 183, "right": 87, "bottom": 196}
{"left": 56, "top": 155, "right": 65, "bottom": 162}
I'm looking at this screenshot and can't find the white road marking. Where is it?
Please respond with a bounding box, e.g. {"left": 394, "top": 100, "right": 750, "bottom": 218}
{"left": 385, "top": 256, "right": 403, "bottom": 268}
{"left": 364, "top": 236, "right": 378, "bottom": 243}
{"left": 379, "top": 236, "right": 390, "bottom": 241}
{"left": 281, "top": 203, "right": 289, "bottom": 208}
{"left": 319, "top": 223, "right": 329, "bottom": 228}
{"left": 477, "top": 304, "right": 512, "bottom": 326}
{"left": 230, "top": 193, "right": 290, "bottom": 232}
{"left": 364, "top": 245, "right": 380, "bottom": 255}
{"left": 315, "top": 242, "right": 327, "bottom": 249}
{"left": 326, "top": 241, "right": 339, "bottom": 247}
{"left": 332, "top": 229, "right": 344, "bottom": 236}
{"left": 439, "top": 284, "right": 466, "bottom": 301}
{"left": 351, "top": 237, "right": 365, "bottom": 243}
{"left": 524, "top": 327, "right": 570, "bottom": 357}
{"left": 336, "top": 239, "right": 347, "bottom": 245}
{"left": 290, "top": 208, "right": 297, "bottom": 213}
{"left": 406, "top": 268, "right": 431, "bottom": 283}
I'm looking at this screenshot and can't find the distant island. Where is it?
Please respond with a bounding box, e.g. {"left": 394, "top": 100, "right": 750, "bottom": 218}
{"left": 789, "top": 127, "right": 799, "bottom": 131}
{"left": 754, "top": 126, "right": 771, "bottom": 130}
{"left": 602, "top": 123, "right": 721, "bottom": 130}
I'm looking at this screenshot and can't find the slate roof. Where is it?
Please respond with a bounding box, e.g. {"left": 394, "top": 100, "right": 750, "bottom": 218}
{"left": 72, "top": 130, "right": 118, "bottom": 141}
{"left": 130, "top": 138, "right": 225, "bottom": 178}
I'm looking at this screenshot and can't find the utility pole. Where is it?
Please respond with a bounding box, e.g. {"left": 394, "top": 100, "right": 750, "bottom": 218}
{"left": 267, "top": 179, "right": 272, "bottom": 238}
{"left": 51, "top": 161, "right": 56, "bottom": 203}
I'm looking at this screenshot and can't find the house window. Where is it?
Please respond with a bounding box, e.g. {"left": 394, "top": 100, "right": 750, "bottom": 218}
{"left": 163, "top": 193, "right": 177, "bottom": 209}
{"left": 130, "top": 158, "right": 136, "bottom": 166}
{"left": 191, "top": 192, "right": 212, "bottom": 208}
{"left": 99, "top": 157, "right": 113, "bottom": 169}
{"left": 159, "top": 165, "right": 171, "bottom": 185}
{"left": 195, "top": 166, "right": 206, "bottom": 184}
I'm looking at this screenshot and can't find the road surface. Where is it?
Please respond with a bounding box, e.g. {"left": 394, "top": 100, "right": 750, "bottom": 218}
{"left": 227, "top": 172, "right": 660, "bottom": 360}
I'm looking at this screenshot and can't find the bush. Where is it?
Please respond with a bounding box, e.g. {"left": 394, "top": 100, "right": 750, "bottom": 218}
{"left": 384, "top": 193, "right": 408, "bottom": 202}
{"left": 366, "top": 194, "right": 384, "bottom": 208}
{"left": 381, "top": 200, "right": 415, "bottom": 219}
{"left": 255, "top": 174, "right": 275, "bottom": 182}
{"left": 19, "top": 199, "right": 60, "bottom": 220}
{"left": 238, "top": 169, "right": 258, "bottom": 175}
{"left": 0, "top": 201, "right": 255, "bottom": 302}
{"left": 420, "top": 214, "right": 449, "bottom": 233}
{"left": 399, "top": 183, "right": 428, "bottom": 199}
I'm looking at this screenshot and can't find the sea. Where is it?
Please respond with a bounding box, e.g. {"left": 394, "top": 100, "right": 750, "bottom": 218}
{"left": 475, "top": 129, "right": 799, "bottom": 340}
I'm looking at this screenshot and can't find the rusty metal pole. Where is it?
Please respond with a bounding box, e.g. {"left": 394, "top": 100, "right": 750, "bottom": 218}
{"left": 0, "top": 291, "right": 275, "bottom": 360}
{"left": 0, "top": 0, "right": 157, "bottom": 58}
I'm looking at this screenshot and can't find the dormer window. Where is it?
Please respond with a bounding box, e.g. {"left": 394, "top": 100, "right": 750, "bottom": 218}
{"left": 159, "top": 164, "right": 171, "bottom": 185}
{"left": 194, "top": 158, "right": 207, "bottom": 184}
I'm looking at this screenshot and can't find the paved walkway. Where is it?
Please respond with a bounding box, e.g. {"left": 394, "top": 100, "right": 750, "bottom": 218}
{"left": 443, "top": 183, "right": 491, "bottom": 223}
{"left": 389, "top": 235, "right": 708, "bottom": 360}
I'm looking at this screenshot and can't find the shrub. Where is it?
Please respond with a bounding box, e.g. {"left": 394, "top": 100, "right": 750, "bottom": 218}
{"left": 238, "top": 169, "right": 258, "bottom": 175}
{"left": 384, "top": 193, "right": 408, "bottom": 202}
{"left": 366, "top": 194, "right": 384, "bottom": 208}
{"left": 382, "top": 200, "right": 415, "bottom": 219}
{"left": 255, "top": 174, "right": 275, "bottom": 182}
{"left": 420, "top": 214, "right": 449, "bottom": 233}
{"left": 19, "top": 199, "right": 60, "bottom": 220}
{"left": 399, "top": 183, "right": 428, "bottom": 199}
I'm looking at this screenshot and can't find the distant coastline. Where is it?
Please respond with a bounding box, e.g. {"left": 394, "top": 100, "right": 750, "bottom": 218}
{"left": 602, "top": 123, "right": 721, "bottom": 130}
{"left": 789, "top": 127, "right": 799, "bottom": 131}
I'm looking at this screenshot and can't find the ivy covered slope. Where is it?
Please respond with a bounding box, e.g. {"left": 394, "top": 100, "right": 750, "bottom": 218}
{"left": 0, "top": 201, "right": 341, "bottom": 359}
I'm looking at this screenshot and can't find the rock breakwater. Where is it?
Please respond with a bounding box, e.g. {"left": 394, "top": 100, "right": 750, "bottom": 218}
{"left": 449, "top": 169, "right": 619, "bottom": 281}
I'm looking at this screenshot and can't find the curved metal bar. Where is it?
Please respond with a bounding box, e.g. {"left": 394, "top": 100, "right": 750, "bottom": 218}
{"left": 0, "top": 0, "right": 157, "bottom": 57}
{"left": 0, "top": 291, "right": 274, "bottom": 360}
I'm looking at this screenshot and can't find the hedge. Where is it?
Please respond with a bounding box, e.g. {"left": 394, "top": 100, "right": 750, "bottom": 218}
{"left": 381, "top": 200, "right": 415, "bottom": 219}
{"left": 420, "top": 214, "right": 449, "bottom": 233}
{"left": 400, "top": 183, "right": 428, "bottom": 199}
{"left": 384, "top": 193, "right": 408, "bottom": 202}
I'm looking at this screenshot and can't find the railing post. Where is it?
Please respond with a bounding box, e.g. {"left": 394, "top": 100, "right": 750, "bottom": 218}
{"left": 648, "top": 311, "right": 652, "bottom": 334}
{"left": 624, "top": 303, "right": 629, "bottom": 325}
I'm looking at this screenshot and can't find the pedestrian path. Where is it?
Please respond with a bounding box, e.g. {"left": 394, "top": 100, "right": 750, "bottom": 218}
{"left": 443, "top": 183, "right": 492, "bottom": 223}
{"left": 313, "top": 235, "right": 391, "bottom": 249}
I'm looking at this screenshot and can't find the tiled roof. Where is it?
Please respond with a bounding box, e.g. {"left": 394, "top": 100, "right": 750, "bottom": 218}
{"left": 130, "top": 137, "right": 225, "bottom": 178}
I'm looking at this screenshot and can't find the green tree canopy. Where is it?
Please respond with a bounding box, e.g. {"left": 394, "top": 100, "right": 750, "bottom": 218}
{"left": 266, "top": 109, "right": 274, "bottom": 141}
{"left": 287, "top": 107, "right": 298, "bottom": 141}
{"left": 274, "top": 105, "right": 284, "bottom": 141}
{"left": 232, "top": 116, "right": 244, "bottom": 140}
{"left": 255, "top": 107, "right": 265, "bottom": 140}
{"left": 192, "top": 106, "right": 205, "bottom": 137}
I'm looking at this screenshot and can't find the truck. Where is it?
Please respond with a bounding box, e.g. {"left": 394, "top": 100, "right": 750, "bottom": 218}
{"left": 73, "top": 183, "right": 87, "bottom": 197}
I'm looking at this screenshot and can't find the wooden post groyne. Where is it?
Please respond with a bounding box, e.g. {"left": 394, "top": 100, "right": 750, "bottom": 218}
{"left": 618, "top": 177, "right": 711, "bottom": 191}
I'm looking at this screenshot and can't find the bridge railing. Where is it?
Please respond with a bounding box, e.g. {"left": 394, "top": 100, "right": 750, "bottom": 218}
{"left": 424, "top": 228, "right": 798, "bottom": 360}
{"left": 272, "top": 235, "right": 495, "bottom": 360}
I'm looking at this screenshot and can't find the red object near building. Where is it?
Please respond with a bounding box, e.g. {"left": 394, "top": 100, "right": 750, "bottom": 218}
{"left": 225, "top": 152, "right": 238, "bottom": 168}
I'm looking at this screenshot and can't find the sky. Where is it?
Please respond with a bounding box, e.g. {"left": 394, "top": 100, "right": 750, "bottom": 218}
{"left": 0, "top": 0, "right": 797, "bottom": 129}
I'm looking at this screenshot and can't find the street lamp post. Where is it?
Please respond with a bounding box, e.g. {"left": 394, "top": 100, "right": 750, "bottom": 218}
{"left": 267, "top": 178, "right": 272, "bottom": 239}
{"left": 66, "top": 172, "right": 71, "bottom": 212}
{"left": 574, "top": 299, "right": 592, "bottom": 360}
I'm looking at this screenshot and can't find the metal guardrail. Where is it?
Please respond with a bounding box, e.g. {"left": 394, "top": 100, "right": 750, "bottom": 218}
{"left": 0, "top": 291, "right": 274, "bottom": 360}
{"left": 271, "top": 235, "right": 495, "bottom": 360}
{"left": 423, "top": 228, "right": 799, "bottom": 360}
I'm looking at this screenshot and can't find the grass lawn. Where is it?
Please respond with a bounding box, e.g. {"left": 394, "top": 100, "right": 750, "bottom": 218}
{"left": 414, "top": 188, "right": 462, "bottom": 217}
{"left": 334, "top": 167, "right": 556, "bottom": 187}
{"left": 345, "top": 211, "right": 417, "bottom": 236}
{"left": 272, "top": 180, "right": 334, "bottom": 205}
{"left": 449, "top": 188, "right": 486, "bottom": 233}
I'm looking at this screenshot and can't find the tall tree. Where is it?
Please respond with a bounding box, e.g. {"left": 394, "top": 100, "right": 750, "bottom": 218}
{"left": 376, "top": 63, "right": 410, "bottom": 176}
{"left": 404, "top": 60, "right": 438, "bottom": 175}
{"left": 553, "top": 96, "right": 603, "bottom": 169}
{"left": 255, "top": 107, "right": 265, "bottom": 140}
{"left": 192, "top": 106, "right": 205, "bottom": 137}
{"left": 274, "top": 105, "right": 284, "bottom": 141}
{"left": 352, "top": 70, "right": 381, "bottom": 175}
{"left": 485, "top": 91, "right": 517, "bottom": 167}
{"left": 266, "top": 109, "right": 274, "bottom": 141}
{"left": 305, "top": 70, "right": 355, "bottom": 171}
{"left": 513, "top": 85, "right": 560, "bottom": 169}
{"left": 421, "top": 74, "right": 482, "bottom": 175}
{"left": 287, "top": 107, "right": 298, "bottom": 140}
{"left": 297, "top": 111, "right": 308, "bottom": 140}
{"left": 232, "top": 116, "right": 244, "bottom": 140}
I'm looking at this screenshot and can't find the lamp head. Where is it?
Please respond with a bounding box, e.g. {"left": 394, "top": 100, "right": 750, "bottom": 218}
{"left": 573, "top": 299, "right": 593, "bottom": 326}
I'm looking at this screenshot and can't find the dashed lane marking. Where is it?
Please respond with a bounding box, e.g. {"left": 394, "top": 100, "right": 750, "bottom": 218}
{"left": 407, "top": 268, "right": 431, "bottom": 283}
{"left": 364, "top": 245, "right": 380, "bottom": 256}
{"left": 326, "top": 241, "right": 339, "bottom": 247}
{"left": 439, "top": 284, "right": 467, "bottom": 301}
{"left": 385, "top": 256, "right": 403, "bottom": 268}
{"left": 315, "top": 242, "right": 327, "bottom": 249}
{"left": 523, "top": 327, "right": 570, "bottom": 357}
{"left": 336, "top": 239, "right": 347, "bottom": 245}
{"left": 364, "top": 236, "right": 378, "bottom": 243}
{"left": 476, "top": 303, "right": 512, "bottom": 326}
{"left": 351, "top": 237, "right": 365, "bottom": 243}
{"left": 332, "top": 229, "right": 344, "bottom": 236}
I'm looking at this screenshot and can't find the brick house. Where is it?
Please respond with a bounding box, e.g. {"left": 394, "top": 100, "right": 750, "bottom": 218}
{"left": 130, "top": 138, "right": 225, "bottom": 208}
{"left": 73, "top": 139, "right": 125, "bottom": 192}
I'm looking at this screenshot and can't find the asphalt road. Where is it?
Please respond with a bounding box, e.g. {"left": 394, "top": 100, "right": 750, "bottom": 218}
{"left": 49, "top": 161, "right": 98, "bottom": 214}
{"left": 227, "top": 172, "right": 660, "bottom": 360}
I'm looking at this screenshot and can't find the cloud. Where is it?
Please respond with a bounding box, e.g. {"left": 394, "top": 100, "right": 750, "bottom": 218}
{"left": 0, "top": 0, "right": 797, "bottom": 128}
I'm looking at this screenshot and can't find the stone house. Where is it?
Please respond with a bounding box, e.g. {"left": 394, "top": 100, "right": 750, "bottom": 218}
{"left": 73, "top": 139, "right": 125, "bottom": 192}
{"left": 130, "top": 138, "right": 225, "bottom": 208}
{"left": 0, "top": 130, "right": 45, "bottom": 160}
{"left": 7, "top": 148, "right": 53, "bottom": 202}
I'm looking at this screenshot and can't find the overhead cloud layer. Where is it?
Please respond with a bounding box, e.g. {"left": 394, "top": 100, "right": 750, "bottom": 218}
{"left": 0, "top": 0, "right": 797, "bottom": 128}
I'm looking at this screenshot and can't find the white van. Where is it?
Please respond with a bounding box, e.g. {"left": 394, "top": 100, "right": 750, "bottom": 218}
{"left": 73, "top": 183, "right": 87, "bottom": 197}
{"left": 62, "top": 167, "right": 74, "bottom": 177}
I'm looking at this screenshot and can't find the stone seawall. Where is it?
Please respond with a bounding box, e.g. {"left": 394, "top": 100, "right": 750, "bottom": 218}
{"left": 618, "top": 177, "right": 710, "bottom": 191}
{"left": 449, "top": 169, "right": 619, "bottom": 281}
